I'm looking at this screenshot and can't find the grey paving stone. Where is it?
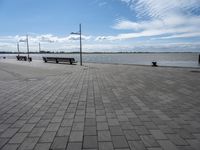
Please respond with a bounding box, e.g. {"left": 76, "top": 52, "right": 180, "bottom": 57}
{"left": 72, "top": 122, "right": 84, "bottom": 131}
{"left": 128, "top": 140, "right": 146, "bottom": 150}
{"left": 61, "top": 119, "right": 73, "bottom": 127}
{"left": 64, "top": 113, "right": 75, "bottom": 119}
{"left": 84, "top": 126, "right": 97, "bottom": 135}
{"left": 177, "top": 146, "right": 195, "bottom": 150}
{"left": 140, "top": 135, "right": 160, "bottom": 147}
{"left": 150, "top": 130, "right": 167, "bottom": 140}
{"left": 110, "top": 126, "right": 123, "bottom": 135}
{"left": 39, "top": 132, "right": 56, "bottom": 143}
{"left": 50, "top": 136, "right": 68, "bottom": 150}
{"left": 29, "top": 127, "right": 45, "bottom": 137}
{"left": 0, "top": 138, "right": 9, "bottom": 149}
{"left": 0, "top": 124, "right": 11, "bottom": 133}
{"left": 85, "top": 118, "right": 96, "bottom": 126}
{"left": 112, "top": 136, "right": 129, "bottom": 148}
{"left": 174, "top": 129, "right": 195, "bottom": 139}
{"left": 99, "top": 142, "right": 114, "bottom": 150}
{"left": 5, "top": 117, "right": 19, "bottom": 124}
{"left": 0, "top": 128, "right": 19, "bottom": 138}
{"left": 147, "top": 148, "right": 163, "bottom": 150}
{"left": 51, "top": 116, "right": 63, "bottom": 123}
{"left": 57, "top": 126, "right": 71, "bottom": 136}
{"left": 186, "top": 139, "right": 200, "bottom": 150}
{"left": 124, "top": 130, "right": 140, "bottom": 140}
{"left": 144, "top": 122, "right": 158, "bottom": 130}
{"left": 193, "top": 133, "right": 200, "bottom": 141}
{"left": 108, "top": 119, "right": 119, "bottom": 126}
{"left": 34, "top": 143, "right": 51, "bottom": 150}
{"left": 135, "top": 126, "right": 150, "bottom": 135}
{"left": 69, "top": 131, "right": 83, "bottom": 142}
{"left": 74, "top": 115, "right": 85, "bottom": 122}
{"left": 46, "top": 123, "right": 60, "bottom": 131}
{"left": 97, "top": 122, "right": 109, "bottom": 130}
{"left": 120, "top": 121, "right": 134, "bottom": 130}
{"left": 9, "top": 133, "right": 28, "bottom": 144}
{"left": 167, "top": 134, "right": 189, "bottom": 146}
{"left": 117, "top": 115, "right": 129, "bottom": 122}
{"left": 67, "top": 142, "right": 82, "bottom": 150}
{"left": 36, "top": 119, "right": 50, "bottom": 127}
{"left": 28, "top": 117, "right": 41, "bottom": 123}
{"left": 96, "top": 116, "right": 107, "bottom": 122}
{"left": 83, "top": 136, "right": 98, "bottom": 149}
{"left": 11, "top": 120, "right": 26, "bottom": 128}
{"left": 158, "top": 140, "right": 178, "bottom": 150}
{"left": 158, "top": 125, "right": 175, "bottom": 134}
{"left": 129, "top": 118, "right": 143, "bottom": 126}
{"left": 18, "top": 137, "right": 39, "bottom": 150}
{"left": 19, "top": 124, "right": 35, "bottom": 132}
{"left": 1, "top": 144, "right": 19, "bottom": 150}
{"left": 41, "top": 113, "right": 54, "bottom": 120}
{"left": 98, "top": 130, "right": 112, "bottom": 141}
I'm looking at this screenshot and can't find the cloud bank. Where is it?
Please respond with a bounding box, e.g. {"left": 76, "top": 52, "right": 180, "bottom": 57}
{"left": 0, "top": 34, "right": 200, "bottom": 52}
{"left": 109, "top": 0, "right": 200, "bottom": 40}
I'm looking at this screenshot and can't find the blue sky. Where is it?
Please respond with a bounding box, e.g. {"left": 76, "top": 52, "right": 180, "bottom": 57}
{"left": 0, "top": 0, "right": 200, "bottom": 52}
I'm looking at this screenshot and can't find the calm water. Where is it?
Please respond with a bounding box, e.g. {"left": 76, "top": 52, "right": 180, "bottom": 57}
{"left": 1, "top": 53, "right": 200, "bottom": 68}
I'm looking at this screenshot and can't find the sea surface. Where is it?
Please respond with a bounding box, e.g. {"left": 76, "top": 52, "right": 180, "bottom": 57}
{"left": 1, "top": 53, "right": 200, "bottom": 68}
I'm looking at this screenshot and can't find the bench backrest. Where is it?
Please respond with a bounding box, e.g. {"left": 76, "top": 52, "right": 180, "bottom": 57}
{"left": 43, "top": 57, "right": 75, "bottom": 62}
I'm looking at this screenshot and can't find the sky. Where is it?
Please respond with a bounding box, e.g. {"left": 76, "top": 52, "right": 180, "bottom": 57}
{"left": 0, "top": 0, "right": 200, "bottom": 52}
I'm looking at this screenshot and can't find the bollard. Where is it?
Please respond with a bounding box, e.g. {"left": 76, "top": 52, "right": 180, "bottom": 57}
{"left": 152, "top": 61, "right": 158, "bottom": 67}
{"left": 199, "top": 54, "right": 200, "bottom": 64}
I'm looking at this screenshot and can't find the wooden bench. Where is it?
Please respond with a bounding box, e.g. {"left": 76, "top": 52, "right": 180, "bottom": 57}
{"left": 16, "top": 56, "right": 32, "bottom": 61}
{"left": 16, "top": 56, "right": 27, "bottom": 61}
{"left": 42, "top": 57, "right": 77, "bottom": 64}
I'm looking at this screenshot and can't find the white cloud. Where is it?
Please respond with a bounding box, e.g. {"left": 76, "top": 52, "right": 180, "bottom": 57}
{"left": 98, "top": 2, "right": 107, "bottom": 7}
{"left": 0, "top": 34, "right": 92, "bottom": 44}
{"left": 111, "top": 0, "right": 200, "bottom": 40}
{"left": 130, "top": 0, "right": 200, "bottom": 18}
{"left": 1, "top": 34, "right": 200, "bottom": 52}
{"left": 111, "top": 15, "right": 200, "bottom": 40}
{"left": 0, "top": 34, "right": 93, "bottom": 52}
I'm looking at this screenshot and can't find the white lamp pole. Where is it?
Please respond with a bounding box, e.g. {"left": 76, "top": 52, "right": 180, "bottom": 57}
{"left": 39, "top": 42, "right": 41, "bottom": 52}
{"left": 26, "top": 34, "right": 30, "bottom": 61}
{"left": 17, "top": 42, "right": 20, "bottom": 57}
{"left": 71, "top": 24, "right": 83, "bottom": 66}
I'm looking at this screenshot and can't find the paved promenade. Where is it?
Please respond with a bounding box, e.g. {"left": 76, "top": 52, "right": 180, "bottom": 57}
{"left": 0, "top": 59, "right": 200, "bottom": 150}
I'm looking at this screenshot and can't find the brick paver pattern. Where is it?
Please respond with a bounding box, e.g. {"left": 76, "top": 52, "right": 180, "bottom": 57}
{"left": 0, "top": 60, "right": 200, "bottom": 150}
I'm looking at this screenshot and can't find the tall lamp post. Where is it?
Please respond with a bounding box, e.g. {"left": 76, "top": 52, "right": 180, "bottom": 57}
{"left": 71, "top": 24, "right": 82, "bottom": 66}
{"left": 26, "top": 35, "right": 30, "bottom": 61}
{"left": 39, "top": 42, "right": 41, "bottom": 53}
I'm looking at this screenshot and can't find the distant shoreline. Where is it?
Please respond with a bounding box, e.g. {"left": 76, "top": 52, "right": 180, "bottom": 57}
{"left": 0, "top": 51, "right": 199, "bottom": 54}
